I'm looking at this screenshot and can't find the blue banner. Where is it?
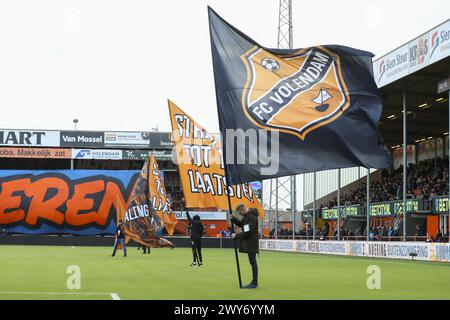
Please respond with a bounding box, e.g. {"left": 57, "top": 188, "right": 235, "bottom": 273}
{"left": 0, "top": 170, "right": 139, "bottom": 235}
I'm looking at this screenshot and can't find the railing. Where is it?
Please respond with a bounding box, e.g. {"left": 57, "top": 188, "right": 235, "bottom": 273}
{"left": 263, "top": 198, "right": 445, "bottom": 235}
{"left": 297, "top": 197, "right": 447, "bottom": 220}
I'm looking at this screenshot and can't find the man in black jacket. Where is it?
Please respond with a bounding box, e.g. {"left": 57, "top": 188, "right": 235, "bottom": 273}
{"left": 231, "top": 204, "right": 260, "bottom": 289}
{"left": 186, "top": 211, "right": 204, "bottom": 267}
{"left": 112, "top": 219, "right": 127, "bottom": 257}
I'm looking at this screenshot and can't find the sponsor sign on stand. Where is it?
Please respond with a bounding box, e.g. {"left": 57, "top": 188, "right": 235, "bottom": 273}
{"left": 173, "top": 211, "right": 227, "bottom": 221}
{"left": 151, "top": 132, "right": 175, "bottom": 149}
{"left": 72, "top": 149, "right": 122, "bottom": 160}
{"left": 0, "top": 130, "right": 176, "bottom": 150}
{"left": 104, "top": 132, "right": 151, "bottom": 146}
{"left": 408, "top": 34, "right": 429, "bottom": 74}
{"left": 373, "top": 19, "right": 450, "bottom": 88}
{"left": 122, "top": 150, "right": 173, "bottom": 161}
{"left": 0, "top": 130, "right": 60, "bottom": 147}
{"left": 0, "top": 147, "right": 71, "bottom": 159}
{"left": 260, "top": 240, "right": 450, "bottom": 263}
{"left": 429, "top": 20, "right": 450, "bottom": 64}
{"left": 60, "top": 131, "right": 104, "bottom": 147}
{"left": 374, "top": 45, "right": 409, "bottom": 87}
{"left": 438, "top": 77, "right": 450, "bottom": 94}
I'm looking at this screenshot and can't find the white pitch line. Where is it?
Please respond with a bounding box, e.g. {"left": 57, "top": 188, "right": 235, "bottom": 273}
{"left": 0, "top": 291, "right": 111, "bottom": 296}
{"left": 110, "top": 293, "right": 121, "bottom": 300}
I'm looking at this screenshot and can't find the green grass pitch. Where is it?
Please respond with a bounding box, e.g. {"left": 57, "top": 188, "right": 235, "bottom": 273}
{"left": 0, "top": 245, "right": 449, "bottom": 300}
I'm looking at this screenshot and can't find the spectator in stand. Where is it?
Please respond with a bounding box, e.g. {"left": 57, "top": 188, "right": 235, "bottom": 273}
{"left": 435, "top": 229, "right": 444, "bottom": 242}
{"left": 346, "top": 228, "right": 354, "bottom": 238}
{"left": 415, "top": 224, "right": 425, "bottom": 237}
{"left": 323, "top": 222, "right": 330, "bottom": 240}
{"left": 369, "top": 226, "right": 378, "bottom": 241}
{"left": 387, "top": 223, "right": 395, "bottom": 238}
{"left": 319, "top": 157, "right": 449, "bottom": 208}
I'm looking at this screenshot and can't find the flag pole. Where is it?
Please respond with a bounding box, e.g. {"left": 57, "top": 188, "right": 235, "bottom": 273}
{"left": 366, "top": 168, "right": 370, "bottom": 242}
{"left": 221, "top": 137, "right": 243, "bottom": 288}
{"left": 337, "top": 169, "right": 341, "bottom": 241}
{"left": 224, "top": 172, "right": 243, "bottom": 289}
{"left": 403, "top": 91, "right": 407, "bottom": 242}
{"left": 207, "top": 15, "right": 242, "bottom": 288}
{"left": 313, "top": 172, "right": 316, "bottom": 240}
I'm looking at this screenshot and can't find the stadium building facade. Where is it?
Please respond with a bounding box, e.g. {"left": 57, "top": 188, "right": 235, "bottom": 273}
{"left": 298, "top": 18, "right": 450, "bottom": 241}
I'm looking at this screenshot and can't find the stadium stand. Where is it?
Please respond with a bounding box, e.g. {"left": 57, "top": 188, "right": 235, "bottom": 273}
{"left": 322, "top": 157, "right": 449, "bottom": 208}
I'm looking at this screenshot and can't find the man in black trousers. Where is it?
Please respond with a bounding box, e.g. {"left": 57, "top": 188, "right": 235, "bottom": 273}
{"left": 231, "top": 204, "right": 260, "bottom": 289}
{"left": 186, "top": 211, "right": 204, "bottom": 267}
{"left": 137, "top": 244, "right": 151, "bottom": 254}
{"left": 112, "top": 219, "right": 127, "bottom": 257}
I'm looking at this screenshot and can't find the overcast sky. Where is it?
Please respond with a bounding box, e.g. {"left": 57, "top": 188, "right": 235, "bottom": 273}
{"left": 0, "top": 0, "right": 449, "bottom": 133}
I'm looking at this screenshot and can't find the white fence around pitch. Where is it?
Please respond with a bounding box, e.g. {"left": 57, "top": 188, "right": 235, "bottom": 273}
{"left": 259, "top": 240, "right": 450, "bottom": 263}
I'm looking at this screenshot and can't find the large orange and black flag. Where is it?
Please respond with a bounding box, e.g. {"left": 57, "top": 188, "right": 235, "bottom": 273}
{"left": 168, "top": 100, "right": 264, "bottom": 218}
{"left": 117, "top": 158, "right": 174, "bottom": 248}
{"left": 208, "top": 7, "right": 391, "bottom": 184}
{"left": 148, "top": 153, "right": 178, "bottom": 235}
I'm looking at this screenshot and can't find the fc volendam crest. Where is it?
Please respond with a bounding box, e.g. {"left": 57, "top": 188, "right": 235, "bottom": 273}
{"left": 240, "top": 46, "right": 350, "bottom": 140}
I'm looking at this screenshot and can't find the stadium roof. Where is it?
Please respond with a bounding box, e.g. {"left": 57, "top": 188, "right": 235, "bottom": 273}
{"left": 373, "top": 18, "right": 450, "bottom": 148}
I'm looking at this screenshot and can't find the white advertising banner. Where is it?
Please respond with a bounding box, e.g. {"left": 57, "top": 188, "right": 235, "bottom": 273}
{"left": 104, "top": 131, "right": 151, "bottom": 146}
{"left": 408, "top": 33, "right": 430, "bottom": 74}
{"left": 374, "top": 45, "right": 409, "bottom": 87}
{"left": 373, "top": 19, "right": 450, "bottom": 88}
{"left": 174, "top": 211, "right": 227, "bottom": 221}
{"left": 72, "top": 149, "right": 123, "bottom": 160}
{"left": 0, "top": 130, "right": 60, "bottom": 147}
{"left": 260, "top": 240, "right": 450, "bottom": 263}
{"left": 429, "top": 20, "right": 450, "bottom": 64}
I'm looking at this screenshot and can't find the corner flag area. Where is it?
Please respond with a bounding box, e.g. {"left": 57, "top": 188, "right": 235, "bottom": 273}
{"left": 0, "top": 246, "right": 449, "bottom": 300}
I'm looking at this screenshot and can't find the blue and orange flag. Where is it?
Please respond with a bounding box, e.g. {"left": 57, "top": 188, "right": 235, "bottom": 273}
{"left": 148, "top": 153, "right": 178, "bottom": 235}
{"left": 116, "top": 157, "right": 174, "bottom": 248}
{"left": 208, "top": 7, "right": 391, "bottom": 184}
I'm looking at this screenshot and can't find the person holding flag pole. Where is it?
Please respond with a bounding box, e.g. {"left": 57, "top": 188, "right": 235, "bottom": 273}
{"left": 167, "top": 100, "right": 264, "bottom": 289}
{"left": 186, "top": 211, "right": 204, "bottom": 267}
{"left": 230, "top": 204, "right": 260, "bottom": 289}
{"left": 225, "top": 187, "right": 243, "bottom": 289}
